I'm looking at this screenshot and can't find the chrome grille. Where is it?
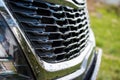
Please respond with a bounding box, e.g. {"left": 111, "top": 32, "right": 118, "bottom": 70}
{"left": 6, "top": 0, "right": 89, "bottom": 63}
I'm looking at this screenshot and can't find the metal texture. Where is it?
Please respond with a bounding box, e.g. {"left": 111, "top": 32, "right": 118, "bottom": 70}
{"left": 44, "top": 0, "right": 86, "bottom": 9}
{"left": 5, "top": 0, "right": 89, "bottom": 63}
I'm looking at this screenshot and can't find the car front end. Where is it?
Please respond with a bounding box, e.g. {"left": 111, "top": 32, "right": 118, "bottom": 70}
{"left": 0, "top": 0, "right": 102, "bottom": 80}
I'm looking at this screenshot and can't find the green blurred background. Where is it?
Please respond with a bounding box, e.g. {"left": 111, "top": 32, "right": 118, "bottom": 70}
{"left": 88, "top": 0, "right": 120, "bottom": 80}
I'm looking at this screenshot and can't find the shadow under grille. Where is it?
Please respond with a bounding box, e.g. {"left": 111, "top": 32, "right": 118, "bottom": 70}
{"left": 6, "top": 0, "right": 89, "bottom": 63}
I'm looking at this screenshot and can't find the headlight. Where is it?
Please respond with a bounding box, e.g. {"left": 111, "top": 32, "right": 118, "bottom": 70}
{"left": 0, "top": 13, "right": 34, "bottom": 80}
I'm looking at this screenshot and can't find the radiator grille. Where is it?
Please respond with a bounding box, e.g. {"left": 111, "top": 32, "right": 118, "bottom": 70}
{"left": 7, "top": 0, "right": 89, "bottom": 63}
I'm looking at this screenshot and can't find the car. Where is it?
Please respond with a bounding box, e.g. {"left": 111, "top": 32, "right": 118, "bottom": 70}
{"left": 0, "top": 0, "right": 102, "bottom": 80}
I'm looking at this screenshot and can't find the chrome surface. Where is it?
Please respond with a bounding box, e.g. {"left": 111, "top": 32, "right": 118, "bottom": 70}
{"left": 91, "top": 48, "right": 102, "bottom": 80}
{"left": 44, "top": 0, "right": 86, "bottom": 9}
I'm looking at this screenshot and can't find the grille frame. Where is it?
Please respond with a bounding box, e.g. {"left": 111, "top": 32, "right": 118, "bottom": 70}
{"left": 5, "top": 0, "right": 90, "bottom": 63}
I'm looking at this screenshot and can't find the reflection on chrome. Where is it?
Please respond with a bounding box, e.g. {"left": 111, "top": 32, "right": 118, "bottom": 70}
{"left": 44, "top": 0, "right": 86, "bottom": 9}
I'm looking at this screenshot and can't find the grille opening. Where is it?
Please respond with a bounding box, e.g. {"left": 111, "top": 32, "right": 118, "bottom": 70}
{"left": 83, "top": 17, "right": 87, "bottom": 21}
{"left": 65, "top": 45, "right": 76, "bottom": 52}
{"left": 37, "top": 9, "right": 51, "bottom": 16}
{"left": 65, "top": 50, "right": 79, "bottom": 59}
{"left": 27, "top": 30, "right": 44, "bottom": 35}
{"left": 41, "top": 17, "right": 55, "bottom": 24}
{"left": 27, "top": 32, "right": 48, "bottom": 38}
{"left": 80, "top": 44, "right": 86, "bottom": 49}
{"left": 50, "top": 6, "right": 63, "bottom": 11}
{"left": 63, "top": 7, "right": 73, "bottom": 12}
{"left": 80, "top": 34, "right": 85, "bottom": 39}
{"left": 40, "top": 57, "right": 55, "bottom": 61}
{"left": 56, "top": 20, "right": 68, "bottom": 26}
{"left": 68, "top": 19, "right": 76, "bottom": 25}
{"left": 53, "top": 13, "right": 65, "bottom": 19}
{"left": 86, "top": 30, "right": 89, "bottom": 34}
{"left": 15, "top": 14, "right": 38, "bottom": 22}
{"left": 30, "top": 37, "right": 48, "bottom": 42}
{"left": 49, "top": 34, "right": 61, "bottom": 40}
{"left": 33, "top": 1, "right": 48, "bottom": 8}
{"left": 75, "top": 13, "right": 80, "bottom": 17}
{"left": 80, "top": 40, "right": 86, "bottom": 45}
{"left": 14, "top": 11, "right": 39, "bottom": 19}
{"left": 10, "top": 0, "right": 33, "bottom": 3}
{"left": 56, "top": 55, "right": 65, "bottom": 61}
{"left": 24, "top": 26, "right": 45, "bottom": 32}
{"left": 71, "top": 33, "right": 78, "bottom": 37}
{"left": 77, "top": 19, "right": 81, "bottom": 23}
{"left": 71, "top": 26, "right": 78, "bottom": 31}
{"left": 59, "top": 27, "right": 69, "bottom": 33}
{"left": 82, "top": 12, "right": 86, "bottom": 15}
{"left": 65, "top": 52, "right": 74, "bottom": 59}
{"left": 21, "top": 21, "right": 46, "bottom": 28}
{"left": 73, "top": 9, "right": 78, "bottom": 12}
{"left": 62, "top": 33, "right": 71, "bottom": 40}
{"left": 64, "top": 40, "right": 72, "bottom": 47}
{"left": 80, "top": 13, "right": 85, "bottom": 17}
{"left": 73, "top": 38, "right": 79, "bottom": 42}
{"left": 85, "top": 27, "right": 89, "bottom": 31}
{"left": 54, "top": 48, "right": 64, "bottom": 54}
{"left": 21, "top": 22, "right": 45, "bottom": 30}
{"left": 78, "top": 24, "right": 83, "bottom": 29}
{"left": 34, "top": 43, "right": 52, "bottom": 50}
{"left": 9, "top": 1, "right": 35, "bottom": 11}
{"left": 26, "top": 29, "right": 45, "bottom": 35}
{"left": 78, "top": 29, "right": 84, "bottom": 34}
{"left": 83, "top": 21, "right": 88, "bottom": 26}
{"left": 45, "top": 26, "right": 58, "bottom": 32}
{"left": 66, "top": 13, "right": 74, "bottom": 18}
{"left": 36, "top": 51, "right": 54, "bottom": 57}
{"left": 52, "top": 41, "right": 62, "bottom": 47}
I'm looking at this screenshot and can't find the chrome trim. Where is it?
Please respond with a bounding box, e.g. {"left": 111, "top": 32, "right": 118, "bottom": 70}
{"left": 44, "top": 0, "right": 86, "bottom": 9}
{"left": 91, "top": 48, "right": 102, "bottom": 80}
{"left": 66, "top": 0, "right": 86, "bottom": 7}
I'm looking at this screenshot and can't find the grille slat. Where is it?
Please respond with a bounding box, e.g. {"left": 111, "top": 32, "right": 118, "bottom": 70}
{"left": 7, "top": 0, "right": 89, "bottom": 63}
{"left": 9, "top": 1, "right": 38, "bottom": 10}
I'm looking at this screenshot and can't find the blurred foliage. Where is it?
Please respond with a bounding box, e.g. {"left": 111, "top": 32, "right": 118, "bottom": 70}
{"left": 89, "top": 3, "right": 120, "bottom": 80}
{"left": 107, "top": 5, "right": 120, "bottom": 16}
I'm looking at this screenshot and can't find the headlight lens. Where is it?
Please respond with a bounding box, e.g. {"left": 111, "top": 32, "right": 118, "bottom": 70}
{"left": 0, "top": 13, "right": 34, "bottom": 79}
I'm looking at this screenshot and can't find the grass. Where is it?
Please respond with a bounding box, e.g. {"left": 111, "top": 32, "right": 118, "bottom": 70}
{"left": 89, "top": 6, "right": 120, "bottom": 80}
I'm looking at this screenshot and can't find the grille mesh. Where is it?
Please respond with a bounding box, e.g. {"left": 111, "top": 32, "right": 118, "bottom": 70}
{"left": 7, "top": 0, "right": 89, "bottom": 62}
